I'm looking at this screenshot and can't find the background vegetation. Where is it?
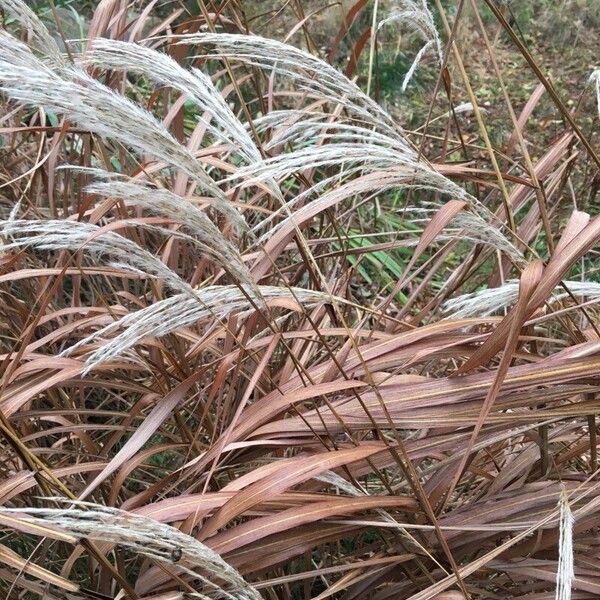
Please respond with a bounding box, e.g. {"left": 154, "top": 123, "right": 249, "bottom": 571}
{"left": 0, "top": 0, "right": 599, "bottom": 598}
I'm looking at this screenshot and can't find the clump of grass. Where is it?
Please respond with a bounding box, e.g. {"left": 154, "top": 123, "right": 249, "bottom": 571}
{"left": 0, "top": 1, "right": 599, "bottom": 599}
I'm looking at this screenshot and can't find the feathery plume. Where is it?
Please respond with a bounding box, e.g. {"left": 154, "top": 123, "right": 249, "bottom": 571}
{"left": 446, "top": 212, "right": 524, "bottom": 264}
{"left": 443, "top": 280, "right": 600, "bottom": 318}
{"left": 61, "top": 285, "right": 335, "bottom": 372}
{"left": 378, "top": 1, "right": 444, "bottom": 91}
{"left": 85, "top": 178, "right": 252, "bottom": 287}
{"left": 0, "top": 31, "right": 222, "bottom": 195}
{"left": 1, "top": 218, "right": 192, "bottom": 294}
{"left": 175, "top": 33, "right": 403, "bottom": 140}
{"left": 589, "top": 69, "right": 600, "bottom": 118}
{"left": 0, "top": 0, "right": 64, "bottom": 65}
{"left": 82, "top": 39, "right": 261, "bottom": 164}
{"left": 3, "top": 500, "right": 261, "bottom": 600}
{"left": 555, "top": 488, "right": 575, "bottom": 600}
{"left": 252, "top": 169, "right": 515, "bottom": 256}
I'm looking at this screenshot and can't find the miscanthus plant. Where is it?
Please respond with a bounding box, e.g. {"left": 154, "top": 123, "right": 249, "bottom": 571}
{"left": 0, "top": 1, "right": 599, "bottom": 598}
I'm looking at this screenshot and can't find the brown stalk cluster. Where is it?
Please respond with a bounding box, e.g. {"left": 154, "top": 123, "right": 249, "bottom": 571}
{"left": 0, "top": 0, "right": 598, "bottom": 598}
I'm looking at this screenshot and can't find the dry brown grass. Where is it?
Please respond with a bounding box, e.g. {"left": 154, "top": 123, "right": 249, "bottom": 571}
{"left": 0, "top": 1, "right": 599, "bottom": 598}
